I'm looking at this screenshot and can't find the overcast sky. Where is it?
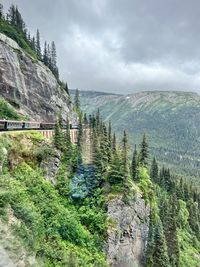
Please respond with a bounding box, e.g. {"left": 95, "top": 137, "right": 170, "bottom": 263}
{"left": 2, "top": 0, "right": 200, "bottom": 94}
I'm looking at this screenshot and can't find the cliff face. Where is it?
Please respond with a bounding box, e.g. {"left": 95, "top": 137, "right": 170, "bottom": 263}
{"left": 107, "top": 195, "right": 150, "bottom": 267}
{"left": 0, "top": 33, "right": 75, "bottom": 122}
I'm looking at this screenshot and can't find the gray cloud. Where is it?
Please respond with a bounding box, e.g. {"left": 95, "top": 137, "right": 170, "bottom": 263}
{"left": 2, "top": 0, "right": 200, "bottom": 94}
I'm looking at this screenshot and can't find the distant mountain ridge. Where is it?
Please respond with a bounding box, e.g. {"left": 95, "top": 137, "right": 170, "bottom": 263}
{"left": 70, "top": 89, "right": 200, "bottom": 184}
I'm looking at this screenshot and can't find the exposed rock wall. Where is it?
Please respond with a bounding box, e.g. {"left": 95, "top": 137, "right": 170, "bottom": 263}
{"left": 107, "top": 195, "right": 150, "bottom": 267}
{"left": 0, "top": 33, "right": 76, "bottom": 122}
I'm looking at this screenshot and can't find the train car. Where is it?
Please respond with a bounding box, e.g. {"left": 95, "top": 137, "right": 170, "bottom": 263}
{"left": 0, "top": 120, "right": 6, "bottom": 131}
{"left": 6, "top": 120, "right": 23, "bottom": 130}
{"left": 23, "top": 121, "right": 40, "bottom": 129}
{"left": 70, "top": 124, "right": 79, "bottom": 129}
{"left": 40, "top": 122, "right": 56, "bottom": 130}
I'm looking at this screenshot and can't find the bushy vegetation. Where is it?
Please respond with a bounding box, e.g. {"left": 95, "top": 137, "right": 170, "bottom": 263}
{"left": 0, "top": 132, "right": 108, "bottom": 266}
{"left": 0, "top": 98, "right": 25, "bottom": 120}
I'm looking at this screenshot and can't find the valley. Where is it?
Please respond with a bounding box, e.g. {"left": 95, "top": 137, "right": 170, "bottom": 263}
{"left": 71, "top": 90, "right": 200, "bottom": 184}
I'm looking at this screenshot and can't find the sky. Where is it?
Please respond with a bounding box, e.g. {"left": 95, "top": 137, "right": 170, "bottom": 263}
{"left": 2, "top": 0, "right": 200, "bottom": 94}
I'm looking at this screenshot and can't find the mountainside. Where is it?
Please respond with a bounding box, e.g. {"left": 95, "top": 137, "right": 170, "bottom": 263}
{"left": 0, "top": 33, "right": 75, "bottom": 122}
{"left": 71, "top": 90, "right": 200, "bottom": 182}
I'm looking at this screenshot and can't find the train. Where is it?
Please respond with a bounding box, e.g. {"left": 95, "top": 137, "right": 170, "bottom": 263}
{"left": 0, "top": 120, "right": 79, "bottom": 131}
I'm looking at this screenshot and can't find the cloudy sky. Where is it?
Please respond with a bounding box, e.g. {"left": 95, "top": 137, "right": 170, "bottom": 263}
{"left": 2, "top": 0, "right": 200, "bottom": 94}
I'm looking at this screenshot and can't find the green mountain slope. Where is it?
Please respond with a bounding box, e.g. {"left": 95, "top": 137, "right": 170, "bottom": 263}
{"left": 70, "top": 90, "right": 200, "bottom": 184}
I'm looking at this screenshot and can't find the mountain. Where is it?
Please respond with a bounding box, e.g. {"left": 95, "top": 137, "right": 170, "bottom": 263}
{"left": 0, "top": 32, "right": 75, "bottom": 122}
{"left": 70, "top": 89, "right": 200, "bottom": 183}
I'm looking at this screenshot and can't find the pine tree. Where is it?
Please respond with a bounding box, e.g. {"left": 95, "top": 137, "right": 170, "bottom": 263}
{"left": 139, "top": 133, "right": 148, "bottom": 166}
{"left": 77, "top": 113, "right": 83, "bottom": 149}
{"left": 36, "top": 29, "right": 41, "bottom": 59}
{"left": 164, "top": 194, "right": 180, "bottom": 267}
{"left": 63, "top": 117, "right": 72, "bottom": 162}
{"left": 7, "top": 4, "right": 16, "bottom": 25}
{"left": 150, "top": 157, "right": 158, "bottom": 183}
{"left": 15, "top": 6, "right": 25, "bottom": 32}
{"left": 107, "top": 120, "right": 112, "bottom": 162}
{"left": 176, "top": 177, "right": 184, "bottom": 199}
{"left": 107, "top": 149, "right": 124, "bottom": 185}
{"left": 146, "top": 210, "right": 156, "bottom": 267}
{"left": 152, "top": 220, "right": 170, "bottom": 267}
{"left": 47, "top": 43, "right": 51, "bottom": 67}
{"left": 112, "top": 133, "right": 116, "bottom": 153}
{"left": 49, "top": 41, "right": 59, "bottom": 78}
{"left": 0, "top": 3, "right": 4, "bottom": 20}
{"left": 54, "top": 119, "right": 63, "bottom": 150}
{"left": 131, "top": 145, "right": 138, "bottom": 181}
{"left": 122, "top": 130, "right": 128, "bottom": 172}
{"left": 83, "top": 113, "right": 88, "bottom": 125}
{"left": 43, "top": 41, "right": 48, "bottom": 65}
{"left": 65, "top": 82, "right": 69, "bottom": 95}
{"left": 30, "top": 36, "right": 36, "bottom": 51}
{"left": 74, "top": 89, "right": 80, "bottom": 112}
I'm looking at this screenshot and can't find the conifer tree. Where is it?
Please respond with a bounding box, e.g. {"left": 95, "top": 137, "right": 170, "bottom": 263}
{"left": 74, "top": 89, "right": 80, "bottom": 112}
{"left": 43, "top": 41, "right": 48, "bottom": 65}
{"left": 150, "top": 157, "right": 158, "bottom": 183}
{"left": 77, "top": 113, "right": 83, "bottom": 149}
{"left": 15, "top": 6, "right": 25, "bottom": 32}
{"left": 65, "top": 82, "right": 69, "bottom": 95}
{"left": 176, "top": 177, "right": 184, "bottom": 199}
{"left": 54, "top": 119, "right": 63, "bottom": 151}
{"left": 7, "top": 4, "right": 16, "bottom": 25}
{"left": 0, "top": 3, "right": 4, "bottom": 20}
{"left": 131, "top": 145, "right": 138, "bottom": 181}
{"left": 164, "top": 194, "right": 180, "bottom": 267}
{"left": 107, "top": 121, "right": 112, "bottom": 162}
{"left": 122, "top": 130, "right": 128, "bottom": 174}
{"left": 83, "top": 113, "right": 88, "bottom": 125}
{"left": 152, "top": 220, "right": 170, "bottom": 267}
{"left": 139, "top": 133, "right": 148, "bottom": 166}
{"left": 50, "top": 41, "right": 59, "bottom": 78}
{"left": 63, "top": 117, "right": 72, "bottom": 162}
{"left": 36, "top": 29, "right": 41, "bottom": 59}
{"left": 31, "top": 36, "right": 36, "bottom": 51}
{"left": 112, "top": 133, "right": 116, "bottom": 153}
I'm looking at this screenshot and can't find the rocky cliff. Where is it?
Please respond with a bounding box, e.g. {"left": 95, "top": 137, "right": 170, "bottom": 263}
{"left": 0, "top": 33, "right": 75, "bottom": 122}
{"left": 107, "top": 195, "right": 150, "bottom": 267}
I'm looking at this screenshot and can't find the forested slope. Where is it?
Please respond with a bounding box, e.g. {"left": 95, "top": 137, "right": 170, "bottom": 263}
{"left": 71, "top": 90, "right": 200, "bottom": 184}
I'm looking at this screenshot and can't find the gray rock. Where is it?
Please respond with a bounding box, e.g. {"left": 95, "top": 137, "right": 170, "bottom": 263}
{"left": 40, "top": 150, "right": 61, "bottom": 185}
{"left": 0, "top": 33, "right": 76, "bottom": 122}
{"left": 106, "top": 195, "right": 150, "bottom": 267}
{"left": 0, "top": 246, "right": 16, "bottom": 267}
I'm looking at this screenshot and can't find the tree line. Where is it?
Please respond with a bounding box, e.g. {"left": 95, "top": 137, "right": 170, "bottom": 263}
{"left": 0, "top": 3, "right": 59, "bottom": 79}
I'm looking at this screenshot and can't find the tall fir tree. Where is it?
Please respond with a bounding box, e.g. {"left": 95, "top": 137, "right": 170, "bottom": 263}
{"left": 112, "top": 133, "right": 116, "bottom": 153}
{"left": 152, "top": 220, "right": 170, "bottom": 267}
{"left": 131, "top": 145, "right": 138, "bottom": 181}
{"left": 122, "top": 130, "right": 128, "bottom": 176}
{"left": 139, "top": 133, "right": 148, "bottom": 166}
{"left": 74, "top": 89, "right": 80, "bottom": 112}
{"left": 164, "top": 194, "right": 180, "bottom": 267}
{"left": 36, "top": 29, "right": 41, "bottom": 59}
{"left": 43, "top": 41, "right": 48, "bottom": 65}
{"left": 150, "top": 157, "right": 159, "bottom": 183}
{"left": 65, "top": 82, "right": 69, "bottom": 95}
{"left": 0, "top": 3, "right": 4, "bottom": 20}
{"left": 7, "top": 4, "right": 16, "bottom": 25}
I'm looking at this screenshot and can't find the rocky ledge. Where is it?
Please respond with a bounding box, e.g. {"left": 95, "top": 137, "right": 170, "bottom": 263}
{"left": 107, "top": 195, "right": 150, "bottom": 267}
{"left": 0, "top": 33, "right": 76, "bottom": 122}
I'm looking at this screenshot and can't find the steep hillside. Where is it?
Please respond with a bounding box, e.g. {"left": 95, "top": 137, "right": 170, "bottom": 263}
{"left": 0, "top": 33, "right": 75, "bottom": 122}
{"left": 71, "top": 90, "right": 200, "bottom": 183}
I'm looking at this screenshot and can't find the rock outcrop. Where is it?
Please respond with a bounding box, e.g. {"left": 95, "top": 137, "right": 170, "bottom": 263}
{"left": 0, "top": 33, "right": 76, "bottom": 122}
{"left": 107, "top": 195, "right": 150, "bottom": 267}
